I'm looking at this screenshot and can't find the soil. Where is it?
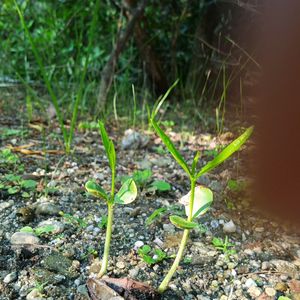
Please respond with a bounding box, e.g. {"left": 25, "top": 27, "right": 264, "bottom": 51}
{"left": 0, "top": 96, "right": 300, "bottom": 300}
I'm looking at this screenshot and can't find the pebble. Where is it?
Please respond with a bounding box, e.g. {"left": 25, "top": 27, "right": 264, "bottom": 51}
{"left": 245, "top": 278, "right": 257, "bottom": 288}
{"left": 223, "top": 220, "right": 237, "bottom": 233}
{"left": 0, "top": 200, "right": 14, "bottom": 212}
{"left": 265, "top": 287, "right": 276, "bottom": 297}
{"left": 133, "top": 241, "right": 144, "bottom": 250}
{"left": 10, "top": 232, "right": 40, "bottom": 245}
{"left": 3, "top": 272, "right": 17, "bottom": 284}
{"left": 262, "top": 261, "right": 271, "bottom": 270}
{"left": 248, "top": 286, "right": 262, "bottom": 298}
{"left": 35, "top": 203, "right": 60, "bottom": 216}
{"left": 37, "top": 219, "right": 65, "bottom": 234}
{"left": 116, "top": 261, "right": 126, "bottom": 269}
{"left": 270, "top": 259, "right": 299, "bottom": 278}
{"left": 129, "top": 267, "right": 139, "bottom": 278}
{"left": 209, "top": 180, "right": 223, "bottom": 192}
{"left": 153, "top": 237, "right": 164, "bottom": 247}
{"left": 275, "top": 282, "right": 288, "bottom": 292}
{"left": 163, "top": 223, "right": 175, "bottom": 233}
{"left": 26, "top": 288, "right": 44, "bottom": 300}
{"left": 121, "top": 129, "right": 149, "bottom": 150}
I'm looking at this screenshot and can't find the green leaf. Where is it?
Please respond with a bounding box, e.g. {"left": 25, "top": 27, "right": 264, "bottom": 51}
{"left": 85, "top": 180, "right": 109, "bottom": 201}
{"left": 151, "top": 118, "right": 191, "bottom": 177}
{"left": 278, "top": 297, "right": 292, "bottom": 300}
{"left": 150, "top": 180, "right": 171, "bottom": 192}
{"left": 180, "top": 186, "right": 213, "bottom": 219}
{"left": 98, "top": 121, "right": 116, "bottom": 172}
{"left": 191, "top": 151, "right": 200, "bottom": 175}
{"left": 133, "top": 169, "right": 152, "bottom": 186}
{"left": 196, "top": 126, "right": 253, "bottom": 178}
{"left": 145, "top": 207, "right": 167, "bottom": 226}
{"left": 21, "top": 179, "right": 37, "bottom": 189}
{"left": 5, "top": 174, "right": 21, "bottom": 182}
{"left": 35, "top": 225, "right": 55, "bottom": 236}
{"left": 21, "top": 191, "right": 31, "bottom": 198}
{"left": 8, "top": 186, "right": 19, "bottom": 194}
{"left": 20, "top": 226, "right": 34, "bottom": 234}
{"left": 115, "top": 178, "right": 137, "bottom": 204}
{"left": 169, "top": 215, "right": 198, "bottom": 230}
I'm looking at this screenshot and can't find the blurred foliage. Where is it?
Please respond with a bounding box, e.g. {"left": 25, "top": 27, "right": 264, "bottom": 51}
{"left": 0, "top": 0, "right": 257, "bottom": 122}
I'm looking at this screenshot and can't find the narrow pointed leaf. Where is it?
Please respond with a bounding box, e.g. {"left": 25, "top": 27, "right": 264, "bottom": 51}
{"left": 151, "top": 119, "right": 191, "bottom": 176}
{"left": 196, "top": 126, "right": 253, "bottom": 179}
{"left": 169, "top": 215, "right": 198, "bottom": 230}
{"left": 191, "top": 151, "right": 200, "bottom": 175}
{"left": 115, "top": 178, "right": 137, "bottom": 204}
{"left": 98, "top": 121, "right": 116, "bottom": 171}
{"left": 85, "top": 181, "right": 109, "bottom": 201}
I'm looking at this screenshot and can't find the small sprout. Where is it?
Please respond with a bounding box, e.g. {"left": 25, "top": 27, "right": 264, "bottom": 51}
{"left": 150, "top": 89, "right": 253, "bottom": 293}
{"left": 20, "top": 225, "right": 56, "bottom": 236}
{"left": 138, "top": 245, "right": 167, "bottom": 265}
{"left": 85, "top": 121, "right": 138, "bottom": 277}
{"left": 60, "top": 211, "right": 87, "bottom": 229}
{"left": 212, "top": 236, "right": 236, "bottom": 256}
{"left": 149, "top": 180, "right": 171, "bottom": 192}
{"left": 98, "top": 216, "right": 108, "bottom": 229}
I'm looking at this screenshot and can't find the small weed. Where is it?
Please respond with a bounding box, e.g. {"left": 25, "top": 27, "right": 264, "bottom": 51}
{"left": 0, "top": 127, "right": 27, "bottom": 139}
{"left": 81, "top": 246, "right": 98, "bottom": 259}
{"left": 78, "top": 121, "right": 100, "bottom": 132}
{"left": 212, "top": 236, "right": 236, "bottom": 256}
{"left": 97, "top": 216, "right": 108, "bottom": 229}
{"left": 59, "top": 211, "right": 88, "bottom": 229}
{"left": 153, "top": 145, "right": 167, "bottom": 155}
{"left": 20, "top": 225, "right": 56, "bottom": 236}
{"left": 120, "top": 169, "right": 171, "bottom": 193}
{"left": 0, "top": 174, "right": 37, "bottom": 197}
{"left": 138, "top": 245, "right": 168, "bottom": 265}
{"left": 227, "top": 179, "right": 247, "bottom": 193}
{"left": 146, "top": 205, "right": 184, "bottom": 226}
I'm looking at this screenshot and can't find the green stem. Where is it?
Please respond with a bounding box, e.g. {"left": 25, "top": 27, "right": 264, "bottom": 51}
{"left": 98, "top": 203, "right": 114, "bottom": 277}
{"left": 158, "top": 179, "right": 196, "bottom": 293}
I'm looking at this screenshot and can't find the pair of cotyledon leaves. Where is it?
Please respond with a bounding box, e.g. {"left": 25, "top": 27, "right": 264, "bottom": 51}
{"left": 85, "top": 178, "right": 137, "bottom": 205}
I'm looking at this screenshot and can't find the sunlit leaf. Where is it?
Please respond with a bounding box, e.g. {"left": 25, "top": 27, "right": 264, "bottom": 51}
{"left": 169, "top": 215, "right": 198, "bottom": 230}
{"left": 196, "top": 126, "right": 253, "bottom": 178}
{"left": 179, "top": 186, "right": 213, "bottom": 219}
{"left": 150, "top": 180, "right": 171, "bottom": 192}
{"left": 115, "top": 178, "right": 137, "bottom": 204}
{"left": 85, "top": 180, "right": 109, "bottom": 201}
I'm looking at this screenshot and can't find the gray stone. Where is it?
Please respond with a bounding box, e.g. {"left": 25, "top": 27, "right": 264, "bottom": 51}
{"left": 121, "top": 129, "right": 149, "bottom": 150}
{"left": 37, "top": 219, "right": 64, "bottom": 234}
{"left": 133, "top": 241, "right": 144, "bottom": 250}
{"left": 0, "top": 200, "right": 14, "bottom": 212}
{"left": 129, "top": 267, "right": 139, "bottom": 278}
{"left": 245, "top": 278, "right": 257, "bottom": 288}
{"left": 209, "top": 180, "right": 223, "bottom": 193}
{"left": 3, "top": 272, "right": 17, "bottom": 283}
{"left": 26, "top": 289, "right": 44, "bottom": 300}
{"left": 223, "top": 220, "right": 237, "bottom": 233}
{"left": 116, "top": 261, "right": 126, "bottom": 269}
{"left": 35, "top": 203, "right": 60, "bottom": 216}
{"left": 10, "top": 232, "right": 40, "bottom": 245}
{"left": 163, "top": 223, "right": 175, "bottom": 233}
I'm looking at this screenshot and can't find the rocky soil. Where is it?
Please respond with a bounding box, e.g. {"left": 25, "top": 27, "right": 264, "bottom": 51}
{"left": 0, "top": 110, "right": 300, "bottom": 300}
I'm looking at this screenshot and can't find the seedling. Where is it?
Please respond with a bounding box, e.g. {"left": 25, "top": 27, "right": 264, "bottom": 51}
{"left": 227, "top": 179, "right": 247, "bottom": 193}
{"left": 20, "top": 225, "right": 56, "bottom": 236}
{"left": 212, "top": 236, "right": 236, "bottom": 256}
{"left": 150, "top": 94, "right": 253, "bottom": 293}
{"left": 85, "top": 121, "right": 137, "bottom": 277}
{"left": 146, "top": 205, "right": 184, "bottom": 226}
{"left": 98, "top": 215, "right": 108, "bottom": 229}
{"left": 59, "top": 211, "right": 88, "bottom": 229}
{"left": 138, "top": 245, "right": 168, "bottom": 265}
{"left": 120, "top": 169, "right": 171, "bottom": 193}
{"left": 0, "top": 174, "right": 37, "bottom": 197}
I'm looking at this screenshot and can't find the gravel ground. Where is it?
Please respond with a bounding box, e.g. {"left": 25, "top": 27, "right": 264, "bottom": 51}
{"left": 0, "top": 113, "right": 300, "bottom": 300}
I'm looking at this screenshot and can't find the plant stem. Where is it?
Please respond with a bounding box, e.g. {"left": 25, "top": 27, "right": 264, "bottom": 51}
{"left": 98, "top": 203, "right": 114, "bottom": 277}
{"left": 158, "top": 179, "right": 196, "bottom": 293}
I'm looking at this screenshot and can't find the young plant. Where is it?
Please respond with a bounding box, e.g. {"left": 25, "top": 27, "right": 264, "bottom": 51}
{"left": 85, "top": 121, "right": 137, "bottom": 277}
{"left": 150, "top": 99, "right": 253, "bottom": 293}
{"left": 212, "top": 236, "right": 236, "bottom": 256}
{"left": 138, "top": 245, "right": 168, "bottom": 265}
